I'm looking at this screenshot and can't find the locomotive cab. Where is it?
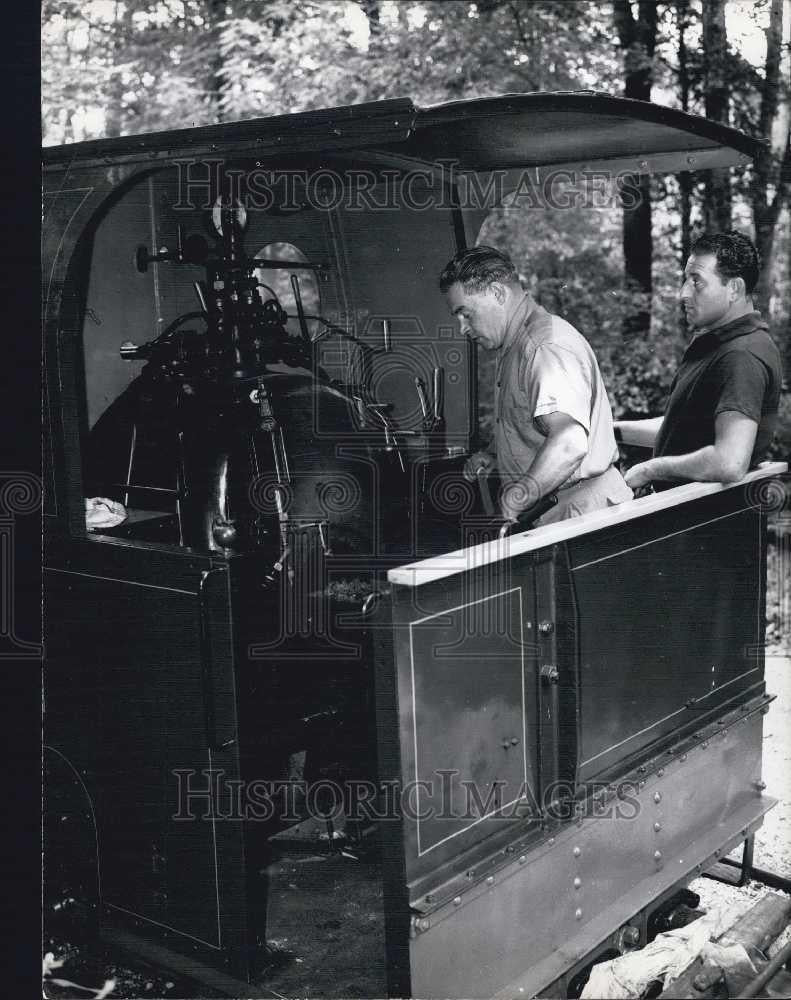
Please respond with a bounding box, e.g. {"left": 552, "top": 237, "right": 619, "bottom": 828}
{"left": 43, "top": 94, "right": 786, "bottom": 997}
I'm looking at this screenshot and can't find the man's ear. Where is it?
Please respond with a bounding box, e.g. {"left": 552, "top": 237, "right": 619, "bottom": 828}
{"left": 489, "top": 281, "right": 507, "bottom": 305}
{"left": 728, "top": 275, "right": 746, "bottom": 302}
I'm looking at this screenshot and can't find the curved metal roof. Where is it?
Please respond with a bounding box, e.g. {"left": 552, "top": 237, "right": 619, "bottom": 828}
{"left": 42, "top": 91, "right": 765, "bottom": 175}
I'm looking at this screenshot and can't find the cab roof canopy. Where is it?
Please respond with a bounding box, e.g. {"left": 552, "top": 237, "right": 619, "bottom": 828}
{"left": 43, "top": 91, "right": 765, "bottom": 175}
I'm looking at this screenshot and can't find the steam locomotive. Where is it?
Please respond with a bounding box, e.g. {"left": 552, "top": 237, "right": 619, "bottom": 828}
{"left": 43, "top": 93, "right": 787, "bottom": 997}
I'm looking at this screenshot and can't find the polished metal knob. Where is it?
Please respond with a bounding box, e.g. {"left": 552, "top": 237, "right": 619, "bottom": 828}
{"left": 541, "top": 664, "right": 559, "bottom": 685}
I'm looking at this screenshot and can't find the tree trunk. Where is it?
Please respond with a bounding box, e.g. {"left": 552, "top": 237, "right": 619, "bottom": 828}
{"left": 676, "top": 1, "right": 693, "bottom": 267}
{"left": 206, "top": 0, "right": 228, "bottom": 122}
{"left": 105, "top": 2, "right": 132, "bottom": 138}
{"left": 751, "top": 0, "right": 791, "bottom": 379}
{"left": 359, "top": 0, "right": 382, "bottom": 52}
{"left": 751, "top": 0, "right": 790, "bottom": 309}
{"left": 702, "top": 0, "right": 732, "bottom": 231}
{"left": 614, "top": 0, "right": 658, "bottom": 337}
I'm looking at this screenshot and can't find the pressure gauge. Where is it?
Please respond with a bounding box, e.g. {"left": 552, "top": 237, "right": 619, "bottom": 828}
{"left": 211, "top": 196, "right": 247, "bottom": 235}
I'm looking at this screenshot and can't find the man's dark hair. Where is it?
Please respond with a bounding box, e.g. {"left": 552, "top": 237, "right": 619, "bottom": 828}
{"left": 439, "top": 245, "right": 519, "bottom": 294}
{"left": 690, "top": 231, "right": 761, "bottom": 295}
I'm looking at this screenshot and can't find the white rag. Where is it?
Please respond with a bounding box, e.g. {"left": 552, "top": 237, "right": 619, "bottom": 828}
{"left": 85, "top": 497, "right": 127, "bottom": 529}
{"left": 580, "top": 905, "right": 756, "bottom": 999}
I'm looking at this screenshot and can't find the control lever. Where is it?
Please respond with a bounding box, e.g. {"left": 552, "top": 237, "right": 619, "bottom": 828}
{"left": 365, "top": 403, "right": 406, "bottom": 473}
{"left": 135, "top": 232, "right": 210, "bottom": 273}
{"left": 414, "top": 369, "right": 445, "bottom": 435}
{"left": 290, "top": 273, "right": 312, "bottom": 346}
{"left": 432, "top": 366, "right": 444, "bottom": 425}
{"left": 414, "top": 378, "right": 430, "bottom": 424}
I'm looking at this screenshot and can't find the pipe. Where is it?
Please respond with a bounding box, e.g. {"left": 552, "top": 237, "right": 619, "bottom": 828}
{"left": 290, "top": 273, "right": 311, "bottom": 345}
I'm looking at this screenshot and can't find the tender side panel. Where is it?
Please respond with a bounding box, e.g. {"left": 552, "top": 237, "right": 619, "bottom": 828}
{"left": 567, "top": 489, "right": 764, "bottom": 782}
{"left": 44, "top": 561, "right": 251, "bottom": 977}
{"left": 386, "top": 550, "right": 541, "bottom": 893}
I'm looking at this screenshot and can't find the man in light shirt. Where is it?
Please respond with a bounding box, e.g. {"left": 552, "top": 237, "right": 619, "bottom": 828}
{"left": 440, "top": 245, "right": 632, "bottom": 525}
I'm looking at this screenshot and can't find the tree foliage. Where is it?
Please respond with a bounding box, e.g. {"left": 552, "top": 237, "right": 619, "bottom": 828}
{"left": 41, "top": 0, "right": 790, "bottom": 446}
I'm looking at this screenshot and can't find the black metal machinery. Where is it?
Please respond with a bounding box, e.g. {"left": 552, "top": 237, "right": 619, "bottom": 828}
{"left": 43, "top": 93, "right": 788, "bottom": 998}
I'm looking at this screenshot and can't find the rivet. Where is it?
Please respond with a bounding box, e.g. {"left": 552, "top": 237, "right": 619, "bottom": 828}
{"left": 667, "top": 748, "right": 674, "bottom": 755}
{"left": 519, "top": 855, "right": 526, "bottom": 864}
{"left": 654, "top": 822, "right": 661, "bottom": 832}
{"left": 486, "top": 876, "right": 495, "bottom": 886}
{"left": 638, "top": 765, "right": 646, "bottom": 773}
{"left": 754, "top": 781, "right": 767, "bottom": 791}
{"left": 573, "top": 846, "right": 581, "bottom": 857}
{"left": 417, "top": 917, "right": 430, "bottom": 932}
{"left": 654, "top": 792, "right": 661, "bottom": 804}
{"left": 548, "top": 838, "right": 555, "bottom": 846}
{"left": 573, "top": 877, "right": 582, "bottom": 889}
{"left": 702, "top": 742, "right": 708, "bottom": 749}
{"left": 425, "top": 894, "right": 432, "bottom": 903}
{"left": 453, "top": 896, "right": 462, "bottom": 906}
{"left": 639, "top": 780, "right": 646, "bottom": 789}
{"left": 654, "top": 850, "right": 662, "bottom": 861}
{"left": 741, "top": 829, "right": 748, "bottom": 837}
{"left": 681, "top": 754, "right": 687, "bottom": 761}
{"left": 575, "top": 908, "right": 583, "bottom": 920}
{"left": 687, "top": 155, "right": 696, "bottom": 164}
{"left": 658, "top": 768, "right": 664, "bottom": 777}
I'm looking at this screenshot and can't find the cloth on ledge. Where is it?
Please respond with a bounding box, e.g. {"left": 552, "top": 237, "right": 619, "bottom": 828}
{"left": 85, "top": 497, "right": 127, "bottom": 530}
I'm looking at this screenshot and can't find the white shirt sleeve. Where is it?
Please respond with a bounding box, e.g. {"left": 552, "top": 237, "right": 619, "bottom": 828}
{"left": 531, "top": 342, "right": 592, "bottom": 433}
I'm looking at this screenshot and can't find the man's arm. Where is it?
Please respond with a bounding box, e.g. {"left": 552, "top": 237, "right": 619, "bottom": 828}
{"left": 613, "top": 416, "right": 664, "bottom": 448}
{"left": 624, "top": 410, "right": 758, "bottom": 489}
{"left": 500, "top": 411, "right": 587, "bottom": 520}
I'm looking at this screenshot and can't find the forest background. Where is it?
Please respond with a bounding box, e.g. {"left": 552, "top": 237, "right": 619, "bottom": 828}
{"left": 41, "top": 0, "right": 791, "bottom": 454}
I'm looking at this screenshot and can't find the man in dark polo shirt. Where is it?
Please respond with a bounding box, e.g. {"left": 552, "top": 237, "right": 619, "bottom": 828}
{"left": 616, "top": 232, "right": 782, "bottom": 491}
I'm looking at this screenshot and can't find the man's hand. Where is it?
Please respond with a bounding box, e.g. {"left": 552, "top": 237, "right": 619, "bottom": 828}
{"left": 499, "top": 412, "right": 588, "bottom": 520}
{"left": 463, "top": 450, "right": 496, "bottom": 482}
{"left": 624, "top": 461, "right": 654, "bottom": 490}
{"left": 500, "top": 478, "right": 540, "bottom": 522}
